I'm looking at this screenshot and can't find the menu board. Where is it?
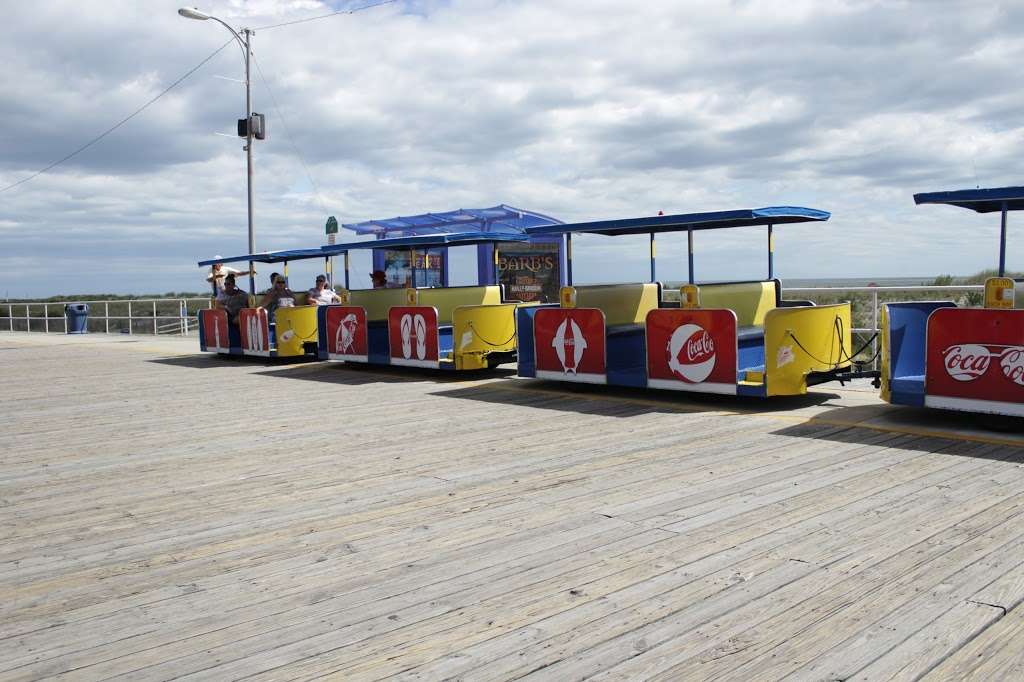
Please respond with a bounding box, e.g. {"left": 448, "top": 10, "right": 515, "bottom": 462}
{"left": 497, "top": 242, "right": 561, "bottom": 303}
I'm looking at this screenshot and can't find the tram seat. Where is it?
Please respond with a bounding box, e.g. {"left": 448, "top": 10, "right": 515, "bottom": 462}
{"left": 416, "top": 285, "right": 503, "bottom": 360}
{"left": 884, "top": 301, "right": 956, "bottom": 406}
{"left": 415, "top": 285, "right": 502, "bottom": 325}
{"left": 347, "top": 288, "right": 413, "bottom": 363}
{"left": 574, "top": 283, "right": 661, "bottom": 387}
{"left": 349, "top": 288, "right": 411, "bottom": 320}
{"left": 574, "top": 282, "right": 661, "bottom": 327}
{"left": 699, "top": 281, "right": 779, "bottom": 328}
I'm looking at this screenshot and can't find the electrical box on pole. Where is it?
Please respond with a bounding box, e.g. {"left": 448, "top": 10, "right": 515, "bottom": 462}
{"left": 237, "top": 113, "right": 266, "bottom": 140}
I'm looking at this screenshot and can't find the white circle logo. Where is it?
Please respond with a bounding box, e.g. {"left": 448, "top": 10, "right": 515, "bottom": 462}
{"left": 667, "top": 323, "right": 716, "bottom": 383}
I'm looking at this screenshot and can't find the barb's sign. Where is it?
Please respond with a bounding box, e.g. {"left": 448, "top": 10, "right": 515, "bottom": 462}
{"left": 926, "top": 308, "right": 1024, "bottom": 415}
{"left": 533, "top": 308, "right": 606, "bottom": 383}
{"left": 646, "top": 309, "right": 737, "bottom": 394}
{"left": 239, "top": 308, "right": 270, "bottom": 356}
{"left": 388, "top": 306, "right": 439, "bottom": 368}
{"left": 325, "top": 306, "right": 368, "bottom": 362}
{"left": 200, "top": 309, "right": 230, "bottom": 353}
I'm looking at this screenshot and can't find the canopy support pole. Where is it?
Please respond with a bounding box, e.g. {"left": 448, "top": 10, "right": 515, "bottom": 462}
{"left": 1000, "top": 202, "right": 1008, "bottom": 277}
{"left": 767, "top": 224, "right": 774, "bottom": 280}
{"left": 566, "top": 233, "right": 574, "bottom": 286}
{"left": 687, "top": 229, "right": 695, "bottom": 284}
{"left": 324, "top": 256, "right": 330, "bottom": 288}
{"left": 283, "top": 261, "right": 289, "bottom": 283}
{"left": 493, "top": 246, "right": 500, "bottom": 285}
{"left": 649, "top": 232, "right": 656, "bottom": 283}
{"left": 344, "top": 252, "right": 350, "bottom": 289}
{"left": 248, "top": 260, "right": 255, "bottom": 295}
{"left": 410, "top": 248, "right": 417, "bottom": 288}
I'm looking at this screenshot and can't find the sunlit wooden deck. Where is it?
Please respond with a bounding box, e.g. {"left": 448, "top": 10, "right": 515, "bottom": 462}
{"left": 2, "top": 332, "right": 1024, "bottom": 681}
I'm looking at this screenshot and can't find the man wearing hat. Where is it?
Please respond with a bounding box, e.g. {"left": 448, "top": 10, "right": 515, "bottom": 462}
{"left": 307, "top": 274, "right": 342, "bottom": 305}
{"left": 206, "top": 257, "right": 254, "bottom": 293}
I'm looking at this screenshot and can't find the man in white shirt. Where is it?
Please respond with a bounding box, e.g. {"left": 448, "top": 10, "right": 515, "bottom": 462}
{"left": 207, "top": 258, "right": 254, "bottom": 292}
{"left": 307, "top": 274, "right": 342, "bottom": 305}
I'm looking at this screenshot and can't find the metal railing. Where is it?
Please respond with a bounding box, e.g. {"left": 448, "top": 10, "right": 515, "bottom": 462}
{"left": 0, "top": 286, "right": 989, "bottom": 366}
{"left": 1, "top": 298, "right": 212, "bottom": 336}
{"left": 783, "top": 284, "right": 985, "bottom": 369}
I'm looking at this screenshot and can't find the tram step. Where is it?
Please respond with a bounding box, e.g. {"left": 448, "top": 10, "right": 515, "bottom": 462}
{"left": 738, "top": 369, "right": 765, "bottom": 384}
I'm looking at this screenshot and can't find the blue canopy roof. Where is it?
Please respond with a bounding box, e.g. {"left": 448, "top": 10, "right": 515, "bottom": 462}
{"left": 321, "top": 231, "right": 529, "bottom": 255}
{"left": 525, "top": 206, "right": 830, "bottom": 237}
{"left": 198, "top": 248, "right": 327, "bottom": 267}
{"left": 342, "top": 204, "right": 562, "bottom": 236}
{"left": 913, "top": 186, "right": 1024, "bottom": 213}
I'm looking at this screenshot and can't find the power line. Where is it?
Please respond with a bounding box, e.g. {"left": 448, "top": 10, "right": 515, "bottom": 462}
{"left": 253, "top": 0, "right": 399, "bottom": 31}
{"left": 250, "top": 51, "right": 327, "bottom": 213}
{"left": 0, "top": 38, "right": 234, "bottom": 195}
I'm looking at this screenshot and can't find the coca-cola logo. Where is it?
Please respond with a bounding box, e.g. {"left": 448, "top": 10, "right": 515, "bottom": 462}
{"left": 943, "top": 344, "right": 991, "bottom": 382}
{"left": 668, "top": 323, "right": 716, "bottom": 383}
{"left": 1000, "top": 347, "right": 1024, "bottom": 386}
{"left": 942, "top": 343, "right": 1024, "bottom": 385}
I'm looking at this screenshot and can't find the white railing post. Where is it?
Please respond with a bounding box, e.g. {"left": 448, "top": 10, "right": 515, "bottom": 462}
{"left": 105, "top": 302, "right": 109, "bottom": 334}
{"left": 25, "top": 304, "right": 30, "bottom": 332}
{"left": 8, "top": 304, "right": 12, "bottom": 332}
{"left": 127, "top": 301, "right": 133, "bottom": 335}
{"left": 871, "top": 289, "right": 879, "bottom": 370}
{"left": 44, "top": 303, "right": 49, "bottom": 333}
{"left": 153, "top": 300, "right": 158, "bottom": 335}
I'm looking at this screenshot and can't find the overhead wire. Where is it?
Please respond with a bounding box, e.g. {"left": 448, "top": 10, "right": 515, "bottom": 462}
{"left": 0, "top": 38, "right": 234, "bottom": 195}
{"left": 0, "top": 0, "right": 395, "bottom": 195}
{"left": 250, "top": 51, "right": 328, "bottom": 214}
{"left": 252, "top": 0, "right": 399, "bottom": 31}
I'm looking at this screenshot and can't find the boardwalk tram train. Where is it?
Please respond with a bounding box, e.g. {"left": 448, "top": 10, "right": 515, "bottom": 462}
{"left": 318, "top": 232, "right": 538, "bottom": 370}
{"left": 517, "top": 207, "right": 873, "bottom": 397}
{"left": 197, "top": 248, "right": 342, "bottom": 358}
{"left": 881, "top": 186, "right": 1024, "bottom": 417}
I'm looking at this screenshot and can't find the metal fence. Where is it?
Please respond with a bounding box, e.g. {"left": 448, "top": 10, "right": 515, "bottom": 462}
{"left": 1, "top": 298, "right": 212, "bottom": 335}
{"left": 784, "top": 284, "right": 985, "bottom": 369}
{"left": 0, "top": 286, "right": 988, "bottom": 363}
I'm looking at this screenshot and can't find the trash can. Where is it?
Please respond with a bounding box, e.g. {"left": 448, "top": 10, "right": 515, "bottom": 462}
{"left": 65, "top": 303, "right": 89, "bottom": 334}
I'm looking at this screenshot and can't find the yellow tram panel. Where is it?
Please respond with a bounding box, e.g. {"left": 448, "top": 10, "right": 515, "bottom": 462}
{"left": 452, "top": 303, "right": 519, "bottom": 370}
{"left": 274, "top": 305, "right": 319, "bottom": 357}
{"left": 764, "top": 303, "right": 852, "bottom": 396}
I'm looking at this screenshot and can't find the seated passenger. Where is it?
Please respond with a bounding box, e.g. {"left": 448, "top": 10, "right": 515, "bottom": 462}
{"left": 215, "top": 274, "right": 248, "bottom": 326}
{"left": 370, "top": 270, "right": 388, "bottom": 289}
{"left": 308, "top": 274, "right": 341, "bottom": 305}
{"left": 259, "top": 274, "right": 295, "bottom": 320}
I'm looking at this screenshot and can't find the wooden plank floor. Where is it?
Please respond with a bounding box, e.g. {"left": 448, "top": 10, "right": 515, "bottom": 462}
{"left": 2, "top": 333, "right": 1024, "bottom": 681}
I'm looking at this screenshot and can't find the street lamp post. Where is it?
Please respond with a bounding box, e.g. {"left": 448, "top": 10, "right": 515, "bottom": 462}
{"left": 178, "top": 7, "right": 257, "bottom": 295}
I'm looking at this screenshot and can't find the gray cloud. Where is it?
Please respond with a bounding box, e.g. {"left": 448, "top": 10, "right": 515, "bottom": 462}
{"left": 2, "top": 0, "right": 1024, "bottom": 298}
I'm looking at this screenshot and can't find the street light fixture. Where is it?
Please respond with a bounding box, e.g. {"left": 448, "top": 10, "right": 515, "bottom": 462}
{"left": 178, "top": 7, "right": 257, "bottom": 294}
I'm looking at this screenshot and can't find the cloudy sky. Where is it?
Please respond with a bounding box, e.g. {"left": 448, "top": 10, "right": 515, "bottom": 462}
{"left": 2, "top": 0, "right": 1023, "bottom": 298}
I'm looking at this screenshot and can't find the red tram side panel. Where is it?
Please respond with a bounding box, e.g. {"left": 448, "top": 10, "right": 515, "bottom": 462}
{"left": 388, "top": 306, "right": 440, "bottom": 368}
{"left": 200, "top": 309, "right": 230, "bottom": 353}
{"left": 533, "top": 308, "right": 607, "bottom": 384}
{"left": 926, "top": 307, "right": 1024, "bottom": 416}
{"left": 238, "top": 308, "right": 271, "bottom": 357}
{"left": 324, "top": 306, "right": 369, "bottom": 362}
{"left": 646, "top": 309, "right": 738, "bottom": 395}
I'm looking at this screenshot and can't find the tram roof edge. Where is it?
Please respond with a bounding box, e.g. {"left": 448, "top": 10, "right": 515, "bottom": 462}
{"left": 320, "top": 231, "right": 530, "bottom": 255}
{"left": 913, "top": 186, "right": 1024, "bottom": 213}
{"left": 524, "top": 206, "right": 830, "bottom": 237}
{"left": 198, "top": 248, "right": 329, "bottom": 267}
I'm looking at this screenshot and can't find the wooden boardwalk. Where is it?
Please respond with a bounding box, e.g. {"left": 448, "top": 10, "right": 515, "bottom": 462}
{"left": 2, "top": 333, "right": 1024, "bottom": 681}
